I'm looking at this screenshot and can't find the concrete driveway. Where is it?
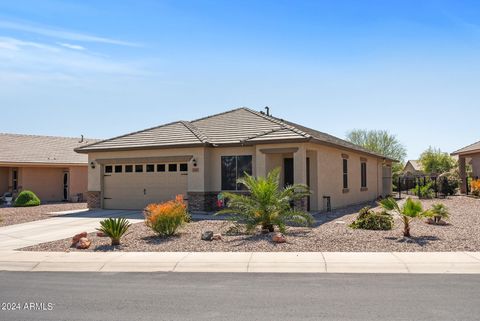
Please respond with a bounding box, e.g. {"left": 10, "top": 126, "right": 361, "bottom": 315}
{"left": 0, "top": 209, "right": 143, "bottom": 250}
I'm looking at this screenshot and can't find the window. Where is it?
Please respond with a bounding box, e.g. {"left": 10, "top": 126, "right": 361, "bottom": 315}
{"left": 135, "top": 165, "right": 144, "bottom": 173}
{"left": 146, "top": 164, "right": 155, "bottom": 172}
{"left": 114, "top": 165, "right": 123, "bottom": 173}
{"left": 361, "top": 162, "right": 367, "bottom": 188}
{"left": 179, "top": 163, "right": 188, "bottom": 172}
{"left": 125, "top": 165, "right": 133, "bottom": 173}
{"left": 343, "top": 159, "right": 348, "bottom": 189}
{"left": 168, "top": 164, "right": 177, "bottom": 172}
{"left": 221, "top": 155, "right": 253, "bottom": 190}
{"left": 105, "top": 165, "right": 113, "bottom": 173}
{"left": 12, "top": 169, "right": 18, "bottom": 191}
{"left": 157, "top": 164, "right": 165, "bottom": 172}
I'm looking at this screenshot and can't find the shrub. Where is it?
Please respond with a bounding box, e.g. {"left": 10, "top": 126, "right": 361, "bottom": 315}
{"left": 428, "top": 203, "right": 449, "bottom": 224}
{"left": 350, "top": 207, "right": 393, "bottom": 230}
{"left": 144, "top": 195, "right": 188, "bottom": 237}
{"left": 412, "top": 182, "right": 435, "bottom": 199}
{"left": 217, "top": 168, "right": 314, "bottom": 234}
{"left": 97, "top": 217, "right": 131, "bottom": 246}
{"left": 13, "top": 190, "right": 41, "bottom": 207}
{"left": 471, "top": 179, "right": 480, "bottom": 197}
{"left": 438, "top": 171, "right": 460, "bottom": 196}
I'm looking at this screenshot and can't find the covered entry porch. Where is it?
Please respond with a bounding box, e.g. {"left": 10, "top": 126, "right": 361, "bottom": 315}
{"left": 255, "top": 146, "right": 318, "bottom": 211}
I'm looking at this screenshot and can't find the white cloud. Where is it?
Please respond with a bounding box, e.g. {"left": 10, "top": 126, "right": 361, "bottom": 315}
{"left": 0, "top": 20, "right": 139, "bottom": 47}
{"left": 59, "top": 43, "right": 85, "bottom": 50}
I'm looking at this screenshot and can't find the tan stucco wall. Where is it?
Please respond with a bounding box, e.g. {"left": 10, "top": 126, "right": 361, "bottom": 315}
{"left": 69, "top": 166, "right": 88, "bottom": 199}
{"left": 306, "top": 143, "right": 384, "bottom": 210}
{"left": 20, "top": 167, "right": 64, "bottom": 201}
{"left": 0, "top": 167, "right": 8, "bottom": 195}
{"left": 470, "top": 154, "right": 480, "bottom": 178}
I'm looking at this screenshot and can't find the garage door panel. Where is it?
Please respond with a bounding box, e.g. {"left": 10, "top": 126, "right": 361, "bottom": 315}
{"left": 103, "top": 170, "right": 188, "bottom": 210}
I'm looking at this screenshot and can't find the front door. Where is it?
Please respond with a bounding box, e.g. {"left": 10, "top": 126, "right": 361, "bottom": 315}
{"left": 284, "top": 158, "right": 294, "bottom": 187}
{"left": 63, "top": 172, "right": 69, "bottom": 201}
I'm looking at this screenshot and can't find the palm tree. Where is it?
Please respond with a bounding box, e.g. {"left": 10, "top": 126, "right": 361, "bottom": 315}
{"left": 379, "top": 197, "right": 428, "bottom": 237}
{"left": 429, "top": 203, "right": 449, "bottom": 224}
{"left": 217, "top": 168, "right": 314, "bottom": 233}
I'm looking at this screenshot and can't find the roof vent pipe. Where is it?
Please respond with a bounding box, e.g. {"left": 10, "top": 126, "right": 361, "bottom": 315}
{"left": 79, "top": 134, "right": 84, "bottom": 143}
{"left": 265, "top": 106, "right": 270, "bottom": 116}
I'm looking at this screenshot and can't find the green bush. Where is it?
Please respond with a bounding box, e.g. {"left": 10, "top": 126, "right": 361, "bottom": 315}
{"left": 97, "top": 217, "right": 131, "bottom": 246}
{"left": 350, "top": 207, "right": 393, "bottom": 230}
{"left": 438, "top": 172, "right": 460, "bottom": 196}
{"left": 13, "top": 190, "right": 41, "bottom": 207}
{"left": 411, "top": 182, "right": 435, "bottom": 199}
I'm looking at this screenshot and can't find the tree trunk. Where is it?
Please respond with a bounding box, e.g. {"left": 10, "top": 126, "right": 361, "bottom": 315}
{"left": 111, "top": 238, "right": 120, "bottom": 246}
{"left": 403, "top": 218, "right": 411, "bottom": 237}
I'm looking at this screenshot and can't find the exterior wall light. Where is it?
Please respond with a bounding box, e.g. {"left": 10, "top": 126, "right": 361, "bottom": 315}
{"left": 90, "top": 161, "right": 96, "bottom": 169}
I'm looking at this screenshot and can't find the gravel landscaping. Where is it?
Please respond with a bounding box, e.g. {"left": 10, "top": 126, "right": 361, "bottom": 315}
{"left": 22, "top": 196, "right": 480, "bottom": 252}
{"left": 0, "top": 203, "right": 88, "bottom": 227}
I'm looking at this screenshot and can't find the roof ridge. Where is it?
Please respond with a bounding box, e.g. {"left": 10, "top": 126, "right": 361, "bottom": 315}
{"left": 241, "top": 108, "right": 311, "bottom": 138}
{"left": 75, "top": 120, "right": 185, "bottom": 151}
{"left": 180, "top": 121, "right": 210, "bottom": 144}
{"left": 0, "top": 132, "right": 98, "bottom": 142}
{"left": 191, "top": 107, "right": 247, "bottom": 123}
{"left": 452, "top": 139, "right": 480, "bottom": 155}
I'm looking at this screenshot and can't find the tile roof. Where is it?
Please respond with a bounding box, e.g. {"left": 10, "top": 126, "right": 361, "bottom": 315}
{"left": 405, "top": 160, "right": 423, "bottom": 171}
{"left": 76, "top": 107, "right": 394, "bottom": 160}
{"left": 0, "top": 133, "right": 97, "bottom": 165}
{"left": 451, "top": 140, "right": 480, "bottom": 155}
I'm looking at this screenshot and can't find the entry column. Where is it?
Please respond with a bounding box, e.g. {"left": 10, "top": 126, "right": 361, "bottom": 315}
{"left": 293, "top": 145, "right": 308, "bottom": 211}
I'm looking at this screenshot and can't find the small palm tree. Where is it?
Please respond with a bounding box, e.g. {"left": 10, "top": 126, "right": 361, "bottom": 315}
{"left": 429, "top": 203, "right": 449, "bottom": 224}
{"left": 97, "top": 218, "right": 131, "bottom": 246}
{"left": 217, "top": 168, "right": 314, "bottom": 233}
{"left": 379, "top": 197, "right": 429, "bottom": 237}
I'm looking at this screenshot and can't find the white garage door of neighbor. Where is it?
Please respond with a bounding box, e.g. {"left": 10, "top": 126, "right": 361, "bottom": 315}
{"left": 103, "top": 168, "right": 188, "bottom": 210}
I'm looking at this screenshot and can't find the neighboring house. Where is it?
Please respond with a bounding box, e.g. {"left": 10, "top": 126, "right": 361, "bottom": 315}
{"left": 402, "top": 160, "right": 425, "bottom": 177}
{"left": 76, "top": 108, "right": 395, "bottom": 212}
{"left": 0, "top": 133, "right": 96, "bottom": 202}
{"left": 451, "top": 140, "right": 480, "bottom": 193}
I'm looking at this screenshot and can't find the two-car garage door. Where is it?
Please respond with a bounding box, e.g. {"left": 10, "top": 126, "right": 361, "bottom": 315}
{"left": 103, "top": 163, "right": 188, "bottom": 210}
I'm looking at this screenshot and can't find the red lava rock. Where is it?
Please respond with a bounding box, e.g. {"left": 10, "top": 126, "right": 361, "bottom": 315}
{"left": 212, "top": 233, "right": 222, "bottom": 241}
{"left": 76, "top": 237, "right": 91, "bottom": 249}
{"left": 96, "top": 231, "right": 107, "bottom": 237}
{"left": 72, "top": 232, "right": 88, "bottom": 245}
{"left": 272, "top": 233, "right": 286, "bottom": 243}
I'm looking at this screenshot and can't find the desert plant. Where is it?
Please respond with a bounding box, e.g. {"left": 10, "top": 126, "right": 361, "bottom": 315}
{"left": 428, "top": 203, "right": 449, "bottom": 224}
{"left": 144, "top": 195, "right": 188, "bottom": 236}
{"left": 379, "top": 197, "right": 429, "bottom": 237}
{"left": 97, "top": 217, "right": 131, "bottom": 246}
{"left": 13, "top": 190, "right": 41, "bottom": 207}
{"left": 217, "top": 168, "right": 314, "bottom": 233}
{"left": 412, "top": 182, "right": 435, "bottom": 199}
{"left": 350, "top": 207, "right": 393, "bottom": 230}
{"left": 471, "top": 179, "right": 480, "bottom": 197}
{"left": 438, "top": 171, "right": 460, "bottom": 196}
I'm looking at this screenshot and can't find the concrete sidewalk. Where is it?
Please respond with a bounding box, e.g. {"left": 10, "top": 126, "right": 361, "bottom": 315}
{"left": 1, "top": 251, "right": 480, "bottom": 274}
{"left": 0, "top": 209, "right": 143, "bottom": 250}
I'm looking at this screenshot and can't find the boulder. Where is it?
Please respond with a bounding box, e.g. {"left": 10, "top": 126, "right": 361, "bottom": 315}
{"left": 272, "top": 233, "right": 286, "bottom": 243}
{"left": 72, "top": 232, "right": 88, "bottom": 245}
{"left": 96, "top": 231, "right": 107, "bottom": 237}
{"left": 201, "top": 231, "right": 214, "bottom": 241}
{"left": 212, "top": 233, "right": 222, "bottom": 241}
{"left": 76, "top": 237, "right": 91, "bottom": 249}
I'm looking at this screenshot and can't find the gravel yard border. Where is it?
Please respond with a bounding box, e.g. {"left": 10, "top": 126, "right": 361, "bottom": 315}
{"left": 22, "top": 196, "right": 480, "bottom": 252}
{"left": 0, "top": 203, "right": 88, "bottom": 227}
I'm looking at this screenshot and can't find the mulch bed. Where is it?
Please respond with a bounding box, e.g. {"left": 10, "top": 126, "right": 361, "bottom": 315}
{"left": 22, "top": 196, "right": 480, "bottom": 252}
{"left": 0, "top": 203, "right": 88, "bottom": 227}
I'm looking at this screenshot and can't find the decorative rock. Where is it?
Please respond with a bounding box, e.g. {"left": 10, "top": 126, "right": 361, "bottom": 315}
{"left": 72, "top": 232, "right": 88, "bottom": 245}
{"left": 201, "top": 231, "right": 214, "bottom": 241}
{"left": 272, "top": 233, "right": 286, "bottom": 243}
{"left": 212, "top": 233, "right": 222, "bottom": 241}
{"left": 96, "top": 231, "right": 107, "bottom": 237}
{"left": 76, "top": 237, "right": 91, "bottom": 249}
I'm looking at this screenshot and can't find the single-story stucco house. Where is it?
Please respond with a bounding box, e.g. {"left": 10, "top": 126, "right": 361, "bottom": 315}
{"left": 451, "top": 140, "right": 480, "bottom": 193}
{"left": 0, "top": 133, "right": 95, "bottom": 202}
{"left": 402, "top": 160, "right": 425, "bottom": 177}
{"left": 75, "top": 108, "right": 394, "bottom": 212}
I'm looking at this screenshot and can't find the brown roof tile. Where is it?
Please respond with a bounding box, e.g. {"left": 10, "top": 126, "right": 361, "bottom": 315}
{"left": 452, "top": 140, "right": 480, "bottom": 155}
{"left": 0, "top": 133, "right": 96, "bottom": 165}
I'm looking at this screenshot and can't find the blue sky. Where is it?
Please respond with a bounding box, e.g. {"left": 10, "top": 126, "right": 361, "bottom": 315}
{"left": 0, "top": 0, "right": 479, "bottom": 161}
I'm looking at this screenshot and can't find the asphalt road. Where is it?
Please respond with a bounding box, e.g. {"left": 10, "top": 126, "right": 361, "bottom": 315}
{"left": 0, "top": 272, "right": 479, "bottom": 321}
